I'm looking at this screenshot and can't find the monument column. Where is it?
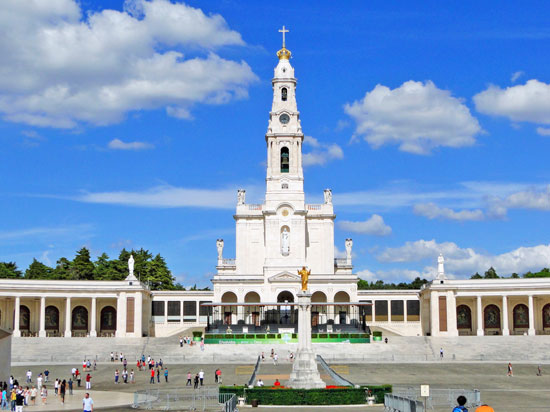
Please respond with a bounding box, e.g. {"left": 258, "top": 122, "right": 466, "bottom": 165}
{"left": 502, "top": 295, "right": 510, "bottom": 336}
{"left": 38, "top": 296, "right": 46, "bottom": 337}
{"left": 65, "top": 297, "right": 72, "bottom": 337}
{"left": 476, "top": 296, "right": 484, "bottom": 336}
{"left": 90, "top": 297, "right": 97, "bottom": 337}
{"left": 528, "top": 295, "right": 536, "bottom": 336}
{"left": 13, "top": 296, "right": 21, "bottom": 337}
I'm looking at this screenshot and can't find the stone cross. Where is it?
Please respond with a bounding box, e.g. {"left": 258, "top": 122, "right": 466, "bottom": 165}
{"left": 279, "top": 25, "right": 289, "bottom": 48}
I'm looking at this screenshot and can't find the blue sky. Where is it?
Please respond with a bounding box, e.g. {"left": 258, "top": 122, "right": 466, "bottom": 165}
{"left": 1, "top": 0, "right": 550, "bottom": 286}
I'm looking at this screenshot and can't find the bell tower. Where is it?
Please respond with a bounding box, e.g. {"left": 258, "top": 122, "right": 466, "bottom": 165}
{"left": 265, "top": 26, "right": 304, "bottom": 210}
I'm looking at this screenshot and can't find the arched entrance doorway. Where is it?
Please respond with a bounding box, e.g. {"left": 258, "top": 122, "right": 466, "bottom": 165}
{"left": 543, "top": 304, "right": 550, "bottom": 329}
{"left": 277, "top": 291, "right": 295, "bottom": 325}
{"left": 484, "top": 304, "right": 501, "bottom": 333}
{"left": 221, "top": 292, "right": 238, "bottom": 325}
{"left": 456, "top": 305, "right": 472, "bottom": 332}
{"left": 244, "top": 292, "right": 261, "bottom": 327}
{"left": 513, "top": 304, "right": 529, "bottom": 330}
{"left": 334, "top": 291, "right": 350, "bottom": 325}
{"left": 100, "top": 306, "right": 117, "bottom": 333}
{"left": 19, "top": 305, "right": 30, "bottom": 333}
{"left": 311, "top": 291, "right": 327, "bottom": 328}
{"left": 45, "top": 306, "right": 60, "bottom": 333}
{"left": 72, "top": 306, "right": 88, "bottom": 333}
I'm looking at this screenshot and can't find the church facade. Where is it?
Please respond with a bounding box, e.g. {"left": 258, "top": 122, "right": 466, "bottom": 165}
{"left": 1, "top": 39, "right": 550, "bottom": 340}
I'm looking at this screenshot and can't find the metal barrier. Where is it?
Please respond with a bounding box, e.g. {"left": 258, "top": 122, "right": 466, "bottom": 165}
{"left": 133, "top": 387, "right": 238, "bottom": 411}
{"left": 393, "top": 388, "right": 481, "bottom": 410}
{"left": 316, "top": 354, "right": 354, "bottom": 387}
{"left": 247, "top": 355, "right": 261, "bottom": 387}
{"left": 385, "top": 393, "right": 425, "bottom": 412}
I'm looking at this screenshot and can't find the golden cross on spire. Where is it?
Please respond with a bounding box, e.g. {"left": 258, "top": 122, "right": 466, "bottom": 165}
{"left": 279, "top": 25, "right": 289, "bottom": 48}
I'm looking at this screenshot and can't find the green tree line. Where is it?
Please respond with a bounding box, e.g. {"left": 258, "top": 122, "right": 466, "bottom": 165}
{"left": 470, "top": 266, "right": 550, "bottom": 279}
{"left": 357, "top": 277, "right": 429, "bottom": 290}
{"left": 0, "top": 247, "right": 189, "bottom": 290}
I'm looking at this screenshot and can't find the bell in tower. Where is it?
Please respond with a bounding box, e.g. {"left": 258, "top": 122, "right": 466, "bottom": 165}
{"left": 280, "top": 147, "right": 290, "bottom": 173}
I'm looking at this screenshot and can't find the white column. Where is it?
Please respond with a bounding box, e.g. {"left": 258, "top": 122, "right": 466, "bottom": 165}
{"left": 90, "top": 297, "right": 97, "bottom": 337}
{"left": 371, "top": 300, "right": 376, "bottom": 323}
{"left": 116, "top": 292, "right": 127, "bottom": 338}
{"left": 38, "top": 297, "right": 46, "bottom": 337}
{"left": 404, "top": 300, "right": 408, "bottom": 323}
{"left": 528, "top": 295, "right": 536, "bottom": 336}
{"left": 134, "top": 292, "right": 142, "bottom": 338}
{"left": 196, "top": 301, "right": 200, "bottom": 324}
{"left": 65, "top": 297, "right": 72, "bottom": 337}
{"left": 388, "top": 299, "right": 392, "bottom": 324}
{"left": 447, "top": 291, "right": 458, "bottom": 336}
{"left": 430, "top": 291, "right": 439, "bottom": 336}
{"left": 180, "top": 300, "right": 184, "bottom": 324}
{"left": 164, "top": 300, "right": 168, "bottom": 325}
{"left": 476, "top": 296, "right": 484, "bottom": 336}
{"left": 502, "top": 295, "right": 510, "bottom": 336}
{"left": 13, "top": 296, "right": 21, "bottom": 337}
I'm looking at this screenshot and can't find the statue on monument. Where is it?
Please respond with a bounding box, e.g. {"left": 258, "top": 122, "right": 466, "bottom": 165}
{"left": 128, "top": 254, "right": 135, "bottom": 277}
{"left": 437, "top": 253, "right": 445, "bottom": 279}
{"left": 298, "top": 266, "right": 311, "bottom": 292}
{"left": 345, "top": 238, "right": 353, "bottom": 261}
{"left": 237, "top": 189, "right": 246, "bottom": 205}
{"left": 281, "top": 227, "right": 290, "bottom": 256}
{"left": 216, "top": 239, "right": 224, "bottom": 261}
{"left": 323, "top": 188, "right": 332, "bottom": 204}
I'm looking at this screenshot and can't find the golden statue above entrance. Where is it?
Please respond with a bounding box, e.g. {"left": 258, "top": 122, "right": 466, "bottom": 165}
{"left": 298, "top": 266, "right": 311, "bottom": 292}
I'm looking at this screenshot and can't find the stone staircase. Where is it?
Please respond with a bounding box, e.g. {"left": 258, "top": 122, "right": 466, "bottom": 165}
{"left": 11, "top": 335, "right": 550, "bottom": 365}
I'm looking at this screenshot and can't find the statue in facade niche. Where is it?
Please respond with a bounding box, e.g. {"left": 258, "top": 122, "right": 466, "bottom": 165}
{"left": 281, "top": 227, "right": 290, "bottom": 256}
{"left": 128, "top": 254, "right": 135, "bottom": 277}
{"left": 237, "top": 189, "right": 246, "bottom": 205}
{"left": 323, "top": 189, "right": 332, "bottom": 204}
{"left": 216, "top": 239, "right": 224, "bottom": 261}
{"left": 298, "top": 266, "right": 311, "bottom": 292}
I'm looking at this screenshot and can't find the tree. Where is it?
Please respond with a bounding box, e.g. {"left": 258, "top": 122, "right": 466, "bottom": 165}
{"left": 470, "top": 272, "right": 482, "bottom": 279}
{"left": 484, "top": 267, "right": 499, "bottom": 279}
{"left": 145, "top": 254, "right": 176, "bottom": 290}
{"left": 53, "top": 257, "right": 72, "bottom": 279}
{"left": 0, "top": 262, "right": 22, "bottom": 278}
{"left": 94, "top": 253, "right": 122, "bottom": 280}
{"left": 510, "top": 273, "right": 520, "bottom": 279}
{"left": 72, "top": 247, "right": 95, "bottom": 280}
{"left": 25, "top": 259, "right": 53, "bottom": 279}
{"left": 523, "top": 268, "right": 550, "bottom": 278}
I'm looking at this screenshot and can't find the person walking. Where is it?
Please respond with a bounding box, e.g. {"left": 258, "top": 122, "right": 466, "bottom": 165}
{"left": 193, "top": 373, "right": 199, "bottom": 389}
{"left": 507, "top": 362, "right": 513, "bottom": 377}
{"left": 123, "top": 369, "right": 128, "bottom": 384}
{"left": 60, "top": 380, "right": 66, "bottom": 404}
{"left": 14, "top": 390, "right": 24, "bottom": 412}
{"left": 453, "top": 395, "right": 468, "bottom": 412}
{"left": 199, "top": 370, "right": 204, "bottom": 386}
{"left": 25, "top": 370, "right": 32, "bottom": 384}
{"left": 85, "top": 374, "right": 92, "bottom": 390}
{"left": 110, "top": 352, "right": 114, "bottom": 362}
{"left": 54, "top": 379, "right": 59, "bottom": 396}
{"left": 149, "top": 369, "right": 155, "bottom": 384}
{"left": 440, "top": 348, "right": 444, "bottom": 359}
{"left": 114, "top": 370, "right": 119, "bottom": 385}
{"left": 40, "top": 386, "right": 47, "bottom": 405}
{"left": 186, "top": 372, "right": 192, "bottom": 386}
{"left": 164, "top": 369, "right": 168, "bottom": 383}
{"left": 156, "top": 368, "right": 160, "bottom": 383}
{"left": 68, "top": 379, "right": 73, "bottom": 395}
{"left": 1, "top": 387, "right": 7, "bottom": 410}
{"left": 273, "top": 353, "right": 278, "bottom": 365}
{"left": 30, "top": 386, "right": 37, "bottom": 406}
{"left": 43, "top": 370, "right": 49, "bottom": 383}
{"left": 179, "top": 336, "right": 183, "bottom": 347}
{"left": 36, "top": 374, "right": 42, "bottom": 391}
{"left": 130, "top": 370, "right": 135, "bottom": 384}
{"left": 82, "top": 393, "right": 94, "bottom": 412}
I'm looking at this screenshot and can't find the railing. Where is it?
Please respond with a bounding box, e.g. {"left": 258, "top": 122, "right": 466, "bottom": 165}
{"left": 385, "top": 393, "right": 425, "bottom": 412}
{"left": 133, "top": 387, "right": 238, "bottom": 411}
{"left": 307, "top": 204, "right": 322, "bottom": 210}
{"left": 316, "top": 355, "right": 354, "bottom": 387}
{"left": 247, "top": 355, "right": 261, "bottom": 387}
{"left": 393, "top": 388, "right": 481, "bottom": 410}
{"left": 248, "top": 204, "right": 262, "bottom": 211}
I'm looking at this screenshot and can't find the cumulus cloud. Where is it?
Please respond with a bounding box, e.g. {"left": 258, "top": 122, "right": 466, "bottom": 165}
{"left": 344, "top": 80, "right": 481, "bottom": 154}
{"left": 0, "top": 0, "right": 256, "bottom": 128}
{"left": 108, "top": 138, "right": 154, "bottom": 150}
{"left": 474, "top": 79, "right": 550, "bottom": 124}
{"left": 537, "top": 127, "right": 550, "bottom": 136}
{"left": 302, "top": 136, "right": 344, "bottom": 166}
{"left": 413, "top": 202, "right": 485, "bottom": 221}
{"left": 338, "top": 214, "right": 392, "bottom": 236}
{"left": 377, "top": 239, "right": 550, "bottom": 278}
{"left": 487, "top": 185, "right": 550, "bottom": 217}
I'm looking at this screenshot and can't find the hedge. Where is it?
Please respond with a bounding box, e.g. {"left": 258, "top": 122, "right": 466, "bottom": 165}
{"left": 372, "top": 331, "right": 382, "bottom": 337}
{"left": 219, "top": 385, "right": 391, "bottom": 405}
{"left": 192, "top": 331, "right": 202, "bottom": 337}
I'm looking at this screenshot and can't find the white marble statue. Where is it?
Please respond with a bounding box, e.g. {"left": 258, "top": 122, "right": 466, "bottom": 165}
{"left": 128, "top": 254, "right": 135, "bottom": 277}
{"left": 345, "top": 238, "right": 353, "bottom": 261}
{"left": 323, "top": 189, "right": 332, "bottom": 204}
{"left": 216, "top": 239, "right": 224, "bottom": 261}
{"left": 437, "top": 253, "right": 445, "bottom": 279}
{"left": 237, "top": 189, "right": 246, "bottom": 205}
{"left": 281, "top": 227, "right": 290, "bottom": 256}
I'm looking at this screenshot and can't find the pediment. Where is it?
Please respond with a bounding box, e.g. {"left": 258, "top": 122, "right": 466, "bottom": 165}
{"left": 268, "top": 272, "right": 300, "bottom": 283}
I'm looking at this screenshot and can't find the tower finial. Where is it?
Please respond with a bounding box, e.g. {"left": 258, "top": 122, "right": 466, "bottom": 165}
{"left": 279, "top": 25, "right": 289, "bottom": 48}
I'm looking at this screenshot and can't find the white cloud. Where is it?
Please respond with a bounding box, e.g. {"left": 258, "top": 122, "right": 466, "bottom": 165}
{"left": 344, "top": 80, "right": 481, "bottom": 154}
{"left": 511, "top": 71, "right": 524, "bottom": 83}
{"left": 356, "top": 269, "right": 377, "bottom": 281}
{"left": 537, "top": 127, "right": 550, "bottom": 136}
{"left": 474, "top": 79, "right": 550, "bottom": 124}
{"left": 413, "top": 202, "right": 485, "bottom": 221}
{"left": 0, "top": 224, "right": 94, "bottom": 244}
{"left": 338, "top": 214, "right": 392, "bottom": 236}
{"left": 334, "top": 246, "right": 347, "bottom": 259}
{"left": 487, "top": 185, "right": 550, "bottom": 217}
{"left": 377, "top": 239, "right": 550, "bottom": 278}
{"left": 302, "top": 136, "right": 344, "bottom": 167}
{"left": 0, "top": 0, "right": 257, "bottom": 128}
{"left": 108, "top": 138, "right": 154, "bottom": 150}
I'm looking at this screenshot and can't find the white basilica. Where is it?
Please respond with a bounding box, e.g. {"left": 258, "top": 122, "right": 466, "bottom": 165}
{"left": 1, "top": 35, "right": 550, "bottom": 341}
